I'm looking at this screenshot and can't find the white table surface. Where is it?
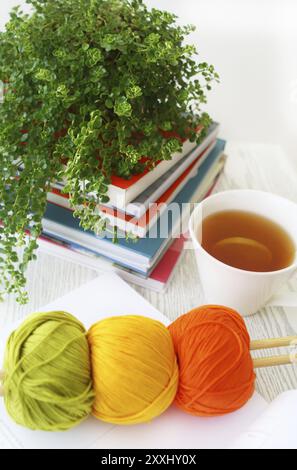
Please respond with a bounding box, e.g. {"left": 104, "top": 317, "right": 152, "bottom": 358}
{"left": 1, "top": 141, "right": 297, "bottom": 402}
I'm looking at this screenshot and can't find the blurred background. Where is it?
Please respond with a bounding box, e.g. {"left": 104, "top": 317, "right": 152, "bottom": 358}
{"left": 1, "top": 0, "right": 296, "bottom": 168}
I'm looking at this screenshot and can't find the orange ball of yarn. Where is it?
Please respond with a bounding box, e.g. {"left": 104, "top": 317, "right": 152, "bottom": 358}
{"left": 168, "top": 305, "right": 255, "bottom": 417}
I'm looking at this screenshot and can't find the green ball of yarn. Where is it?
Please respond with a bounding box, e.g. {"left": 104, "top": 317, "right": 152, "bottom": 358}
{"left": 3, "top": 311, "right": 94, "bottom": 431}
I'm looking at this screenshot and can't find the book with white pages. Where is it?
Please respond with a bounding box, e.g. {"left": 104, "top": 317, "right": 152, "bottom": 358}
{"left": 124, "top": 122, "right": 219, "bottom": 217}
{"left": 51, "top": 123, "right": 219, "bottom": 214}
{"left": 0, "top": 273, "right": 270, "bottom": 450}
{"left": 47, "top": 140, "right": 217, "bottom": 238}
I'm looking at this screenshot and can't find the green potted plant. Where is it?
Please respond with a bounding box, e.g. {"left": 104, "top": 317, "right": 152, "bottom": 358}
{"left": 0, "top": 0, "right": 218, "bottom": 302}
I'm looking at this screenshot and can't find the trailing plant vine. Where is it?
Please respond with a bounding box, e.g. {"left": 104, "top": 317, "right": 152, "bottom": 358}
{"left": 0, "top": 0, "right": 218, "bottom": 302}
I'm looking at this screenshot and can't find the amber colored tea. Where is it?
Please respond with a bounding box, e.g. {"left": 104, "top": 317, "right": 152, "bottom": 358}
{"left": 201, "top": 210, "right": 296, "bottom": 272}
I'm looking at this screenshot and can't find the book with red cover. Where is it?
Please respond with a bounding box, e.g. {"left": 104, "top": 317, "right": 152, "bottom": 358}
{"left": 52, "top": 122, "right": 219, "bottom": 210}
{"left": 48, "top": 140, "right": 216, "bottom": 236}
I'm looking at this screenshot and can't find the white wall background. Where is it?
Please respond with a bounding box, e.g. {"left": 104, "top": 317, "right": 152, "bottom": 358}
{"left": 1, "top": 0, "right": 297, "bottom": 168}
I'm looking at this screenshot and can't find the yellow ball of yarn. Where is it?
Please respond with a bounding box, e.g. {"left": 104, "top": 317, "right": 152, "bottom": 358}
{"left": 87, "top": 315, "right": 179, "bottom": 425}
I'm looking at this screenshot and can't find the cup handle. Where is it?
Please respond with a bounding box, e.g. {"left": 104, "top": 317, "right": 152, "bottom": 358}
{"left": 266, "top": 270, "right": 297, "bottom": 308}
{"left": 267, "top": 292, "right": 297, "bottom": 308}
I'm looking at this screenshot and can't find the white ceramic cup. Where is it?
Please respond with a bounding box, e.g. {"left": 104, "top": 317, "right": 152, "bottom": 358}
{"left": 189, "top": 189, "right": 297, "bottom": 316}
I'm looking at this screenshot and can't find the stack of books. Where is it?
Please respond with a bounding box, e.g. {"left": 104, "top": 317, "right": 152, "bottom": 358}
{"left": 40, "top": 123, "right": 226, "bottom": 291}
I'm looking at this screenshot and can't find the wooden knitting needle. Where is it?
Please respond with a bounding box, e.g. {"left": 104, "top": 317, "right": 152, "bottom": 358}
{"left": 253, "top": 353, "right": 297, "bottom": 369}
{"left": 250, "top": 336, "right": 297, "bottom": 350}
{"left": 250, "top": 335, "right": 297, "bottom": 368}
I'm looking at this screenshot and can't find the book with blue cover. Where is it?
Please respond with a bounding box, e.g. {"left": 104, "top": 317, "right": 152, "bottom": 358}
{"left": 43, "top": 139, "right": 226, "bottom": 273}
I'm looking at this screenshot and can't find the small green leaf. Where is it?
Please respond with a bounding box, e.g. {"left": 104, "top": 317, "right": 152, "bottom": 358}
{"left": 34, "top": 68, "right": 53, "bottom": 82}
{"left": 114, "top": 97, "right": 132, "bottom": 117}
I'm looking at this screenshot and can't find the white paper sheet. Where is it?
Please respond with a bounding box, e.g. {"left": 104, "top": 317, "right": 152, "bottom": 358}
{"left": 233, "top": 390, "right": 297, "bottom": 449}
{"left": 0, "top": 273, "right": 267, "bottom": 449}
